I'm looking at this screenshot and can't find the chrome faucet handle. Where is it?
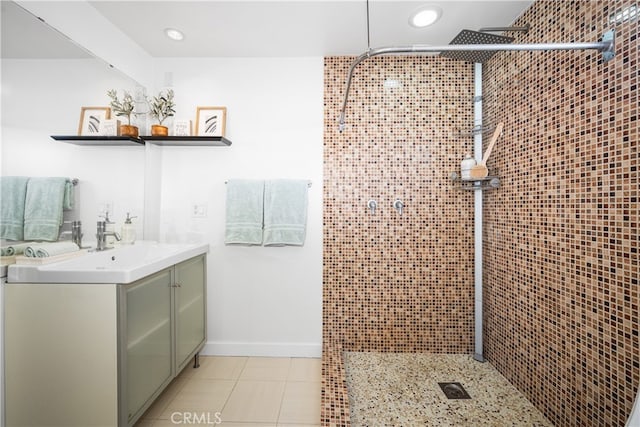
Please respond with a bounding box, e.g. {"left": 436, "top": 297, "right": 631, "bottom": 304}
{"left": 72, "top": 221, "right": 83, "bottom": 247}
{"left": 393, "top": 199, "right": 405, "bottom": 215}
{"left": 367, "top": 199, "right": 378, "bottom": 215}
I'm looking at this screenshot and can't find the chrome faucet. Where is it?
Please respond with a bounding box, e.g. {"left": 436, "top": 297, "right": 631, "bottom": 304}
{"left": 95, "top": 220, "right": 121, "bottom": 251}
{"left": 58, "top": 220, "right": 85, "bottom": 248}
{"left": 72, "top": 221, "right": 83, "bottom": 248}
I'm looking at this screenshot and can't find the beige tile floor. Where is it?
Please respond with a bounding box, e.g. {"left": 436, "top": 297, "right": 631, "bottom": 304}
{"left": 135, "top": 356, "right": 321, "bottom": 427}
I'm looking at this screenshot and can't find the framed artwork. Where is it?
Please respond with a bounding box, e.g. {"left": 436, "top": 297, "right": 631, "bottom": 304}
{"left": 173, "top": 119, "right": 192, "bottom": 136}
{"left": 195, "top": 106, "right": 227, "bottom": 137}
{"left": 78, "top": 107, "right": 111, "bottom": 136}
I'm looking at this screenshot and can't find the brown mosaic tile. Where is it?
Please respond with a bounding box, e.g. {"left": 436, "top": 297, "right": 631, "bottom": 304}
{"left": 323, "top": 56, "right": 475, "bottom": 426}
{"left": 483, "top": 1, "right": 639, "bottom": 426}
{"left": 322, "top": 1, "right": 638, "bottom": 426}
{"left": 323, "top": 56, "right": 475, "bottom": 353}
{"left": 321, "top": 337, "right": 351, "bottom": 427}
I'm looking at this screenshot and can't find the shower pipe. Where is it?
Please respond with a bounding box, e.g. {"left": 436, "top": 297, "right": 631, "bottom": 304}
{"left": 337, "top": 29, "right": 616, "bottom": 131}
{"left": 473, "top": 63, "right": 484, "bottom": 363}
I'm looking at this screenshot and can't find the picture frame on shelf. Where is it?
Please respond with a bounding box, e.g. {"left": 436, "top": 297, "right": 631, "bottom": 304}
{"left": 100, "top": 119, "right": 120, "bottom": 136}
{"left": 78, "top": 107, "right": 111, "bottom": 136}
{"left": 195, "top": 106, "right": 226, "bottom": 137}
{"left": 173, "top": 119, "right": 192, "bottom": 136}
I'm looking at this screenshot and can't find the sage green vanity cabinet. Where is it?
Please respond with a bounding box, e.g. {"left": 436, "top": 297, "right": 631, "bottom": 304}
{"left": 4, "top": 254, "right": 207, "bottom": 427}
{"left": 123, "top": 267, "right": 174, "bottom": 424}
{"left": 123, "top": 254, "right": 206, "bottom": 425}
{"left": 175, "top": 255, "right": 206, "bottom": 371}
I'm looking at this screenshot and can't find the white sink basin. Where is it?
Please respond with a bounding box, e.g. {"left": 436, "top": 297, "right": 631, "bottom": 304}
{"left": 7, "top": 241, "right": 209, "bottom": 284}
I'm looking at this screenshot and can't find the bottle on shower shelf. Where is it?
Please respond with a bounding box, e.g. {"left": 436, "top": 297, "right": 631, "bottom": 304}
{"left": 460, "top": 153, "right": 476, "bottom": 180}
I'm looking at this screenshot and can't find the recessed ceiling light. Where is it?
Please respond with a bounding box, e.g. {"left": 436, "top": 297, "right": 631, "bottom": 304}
{"left": 409, "top": 6, "right": 442, "bottom": 28}
{"left": 164, "top": 28, "right": 184, "bottom": 41}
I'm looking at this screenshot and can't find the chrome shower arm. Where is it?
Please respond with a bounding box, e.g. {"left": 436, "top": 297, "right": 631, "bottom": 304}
{"left": 338, "top": 30, "right": 615, "bottom": 132}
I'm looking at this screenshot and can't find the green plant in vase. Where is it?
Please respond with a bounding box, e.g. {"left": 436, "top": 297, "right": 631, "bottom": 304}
{"left": 107, "top": 89, "right": 138, "bottom": 137}
{"left": 148, "top": 89, "right": 175, "bottom": 136}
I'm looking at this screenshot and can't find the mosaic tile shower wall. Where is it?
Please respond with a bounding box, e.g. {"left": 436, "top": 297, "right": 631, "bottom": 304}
{"left": 482, "top": 1, "right": 639, "bottom": 426}
{"left": 323, "top": 56, "right": 475, "bottom": 352}
{"left": 323, "top": 57, "right": 475, "bottom": 424}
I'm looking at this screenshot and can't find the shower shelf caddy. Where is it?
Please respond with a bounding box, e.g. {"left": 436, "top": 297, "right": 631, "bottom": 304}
{"left": 450, "top": 173, "right": 500, "bottom": 191}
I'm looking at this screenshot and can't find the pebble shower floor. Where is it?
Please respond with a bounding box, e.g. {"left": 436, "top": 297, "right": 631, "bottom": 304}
{"left": 345, "top": 352, "right": 552, "bottom": 426}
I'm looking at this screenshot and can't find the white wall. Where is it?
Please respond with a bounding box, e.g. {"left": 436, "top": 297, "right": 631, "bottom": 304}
{"left": 1, "top": 57, "right": 324, "bottom": 358}
{"left": 1, "top": 58, "right": 146, "bottom": 237}
{"left": 152, "top": 57, "right": 324, "bottom": 357}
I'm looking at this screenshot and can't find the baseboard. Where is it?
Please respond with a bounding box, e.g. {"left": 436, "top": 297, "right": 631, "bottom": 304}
{"left": 201, "top": 341, "right": 322, "bottom": 358}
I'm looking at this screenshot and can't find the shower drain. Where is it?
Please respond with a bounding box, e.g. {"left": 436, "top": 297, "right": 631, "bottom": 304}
{"left": 438, "top": 382, "right": 471, "bottom": 399}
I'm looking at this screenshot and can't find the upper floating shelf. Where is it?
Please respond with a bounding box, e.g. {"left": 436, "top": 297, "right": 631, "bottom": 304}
{"left": 50, "top": 136, "right": 232, "bottom": 147}
{"left": 50, "top": 136, "right": 144, "bottom": 146}
{"left": 143, "top": 136, "right": 232, "bottom": 146}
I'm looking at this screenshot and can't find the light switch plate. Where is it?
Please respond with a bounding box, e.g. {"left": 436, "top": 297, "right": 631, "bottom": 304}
{"left": 192, "top": 204, "right": 207, "bottom": 218}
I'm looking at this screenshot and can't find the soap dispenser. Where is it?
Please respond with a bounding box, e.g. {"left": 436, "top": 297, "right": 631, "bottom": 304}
{"left": 121, "top": 213, "right": 137, "bottom": 245}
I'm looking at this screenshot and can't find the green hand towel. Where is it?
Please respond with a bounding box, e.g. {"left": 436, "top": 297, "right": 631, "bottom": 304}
{"left": 0, "top": 176, "right": 29, "bottom": 241}
{"left": 1, "top": 242, "right": 32, "bottom": 256}
{"left": 24, "top": 177, "right": 71, "bottom": 242}
{"left": 263, "top": 179, "right": 309, "bottom": 246}
{"left": 225, "top": 179, "right": 264, "bottom": 245}
{"left": 24, "top": 241, "right": 79, "bottom": 258}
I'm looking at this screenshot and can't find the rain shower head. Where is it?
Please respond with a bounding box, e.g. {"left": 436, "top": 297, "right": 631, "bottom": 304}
{"left": 440, "top": 30, "right": 514, "bottom": 63}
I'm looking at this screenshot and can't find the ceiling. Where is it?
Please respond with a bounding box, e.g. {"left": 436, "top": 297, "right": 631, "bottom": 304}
{"left": 2, "top": 0, "right": 534, "bottom": 59}
{"left": 1, "top": 1, "right": 92, "bottom": 59}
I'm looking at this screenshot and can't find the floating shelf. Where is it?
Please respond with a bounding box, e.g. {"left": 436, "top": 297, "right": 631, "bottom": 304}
{"left": 50, "top": 135, "right": 144, "bottom": 146}
{"left": 143, "top": 136, "right": 232, "bottom": 146}
{"left": 51, "top": 135, "right": 232, "bottom": 147}
{"left": 450, "top": 173, "right": 500, "bottom": 191}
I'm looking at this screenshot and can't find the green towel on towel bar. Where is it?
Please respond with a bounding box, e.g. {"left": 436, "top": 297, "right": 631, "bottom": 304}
{"left": 224, "top": 179, "right": 265, "bottom": 245}
{"left": 23, "top": 177, "right": 74, "bottom": 242}
{"left": 0, "top": 176, "right": 29, "bottom": 241}
{"left": 24, "top": 241, "right": 79, "bottom": 258}
{"left": 263, "top": 179, "right": 309, "bottom": 246}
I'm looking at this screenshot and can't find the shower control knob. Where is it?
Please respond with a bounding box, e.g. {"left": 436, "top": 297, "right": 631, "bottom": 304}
{"left": 367, "top": 200, "right": 377, "bottom": 215}
{"left": 393, "top": 199, "right": 405, "bottom": 215}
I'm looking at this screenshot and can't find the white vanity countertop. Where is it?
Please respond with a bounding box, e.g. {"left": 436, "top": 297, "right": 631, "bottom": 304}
{"left": 7, "top": 241, "right": 209, "bottom": 284}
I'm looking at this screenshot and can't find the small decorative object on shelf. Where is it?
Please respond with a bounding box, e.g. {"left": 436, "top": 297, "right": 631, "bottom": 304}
{"left": 450, "top": 172, "right": 500, "bottom": 191}
{"left": 173, "top": 119, "right": 192, "bottom": 136}
{"left": 78, "top": 107, "right": 111, "bottom": 136}
{"left": 148, "top": 89, "right": 176, "bottom": 136}
{"left": 100, "top": 119, "right": 120, "bottom": 136}
{"left": 107, "top": 89, "right": 138, "bottom": 137}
